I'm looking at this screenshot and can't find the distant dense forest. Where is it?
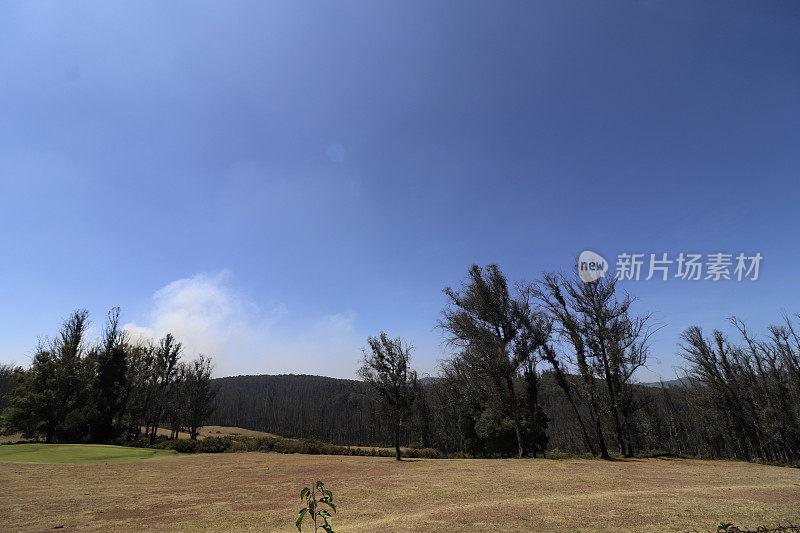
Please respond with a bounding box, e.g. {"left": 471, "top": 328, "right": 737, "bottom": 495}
{"left": 207, "top": 372, "right": 694, "bottom": 455}
{"left": 2, "top": 263, "right": 799, "bottom": 465}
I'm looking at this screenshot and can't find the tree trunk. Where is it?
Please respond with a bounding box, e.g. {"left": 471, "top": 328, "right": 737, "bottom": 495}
{"left": 505, "top": 374, "right": 525, "bottom": 459}
{"left": 576, "top": 350, "right": 608, "bottom": 459}
{"left": 149, "top": 406, "right": 162, "bottom": 445}
{"left": 570, "top": 397, "right": 597, "bottom": 456}
{"left": 622, "top": 414, "right": 634, "bottom": 458}
{"left": 551, "top": 366, "right": 597, "bottom": 456}
{"left": 610, "top": 408, "right": 627, "bottom": 457}
{"left": 585, "top": 388, "right": 610, "bottom": 460}
{"left": 595, "top": 413, "right": 610, "bottom": 459}
{"left": 394, "top": 420, "right": 401, "bottom": 461}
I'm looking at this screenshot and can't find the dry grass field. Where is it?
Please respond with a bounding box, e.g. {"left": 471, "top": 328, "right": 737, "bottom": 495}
{"left": 148, "top": 426, "right": 280, "bottom": 440}
{"left": 0, "top": 426, "right": 278, "bottom": 444}
{"left": 1, "top": 452, "right": 799, "bottom": 532}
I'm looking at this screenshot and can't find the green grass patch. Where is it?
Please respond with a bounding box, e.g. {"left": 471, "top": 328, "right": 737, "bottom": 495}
{"left": 0, "top": 443, "right": 178, "bottom": 463}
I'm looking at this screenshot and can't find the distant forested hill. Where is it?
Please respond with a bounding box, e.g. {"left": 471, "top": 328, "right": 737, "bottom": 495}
{"left": 208, "top": 372, "right": 693, "bottom": 454}
{"left": 642, "top": 378, "right": 690, "bottom": 388}
{"left": 1, "top": 368, "right": 697, "bottom": 454}
{"left": 208, "top": 374, "right": 396, "bottom": 446}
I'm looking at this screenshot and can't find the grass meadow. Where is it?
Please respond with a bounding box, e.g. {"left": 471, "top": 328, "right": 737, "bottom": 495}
{"left": 0, "top": 443, "right": 176, "bottom": 463}
{"left": 1, "top": 445, "right": 799, "bottom": 532}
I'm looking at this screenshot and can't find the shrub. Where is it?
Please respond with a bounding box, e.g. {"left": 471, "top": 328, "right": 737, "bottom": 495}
{"left": 197, "top": 436, "right": 233, "bottom": 453}
{"left": 163, "top": 439, "right": 200, "bottom": 453}
{"left": 227, "top": 440, "right": 248, "bottom": 453}
{"left": 405, "top": 447, "right": 441, "bottom": 459}
{"left": 125, "top": 432, "right": 446, "bottom": 458}
{"left": 633, "top": 449, "right": 673, "bottom": 459}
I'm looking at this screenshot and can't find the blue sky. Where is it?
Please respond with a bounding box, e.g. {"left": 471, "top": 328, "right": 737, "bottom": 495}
{"left": 1, "top": 1, "right": 799, "bottom": 380}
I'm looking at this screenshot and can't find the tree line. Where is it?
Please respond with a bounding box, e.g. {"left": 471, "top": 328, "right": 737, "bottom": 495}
{"left": 1, "top": 264, "right": 799, "bottom": 465}
{"left": 399, "top": 264, "right": 655, "bottom": 459}
{"left": 679, "top": 316, "right": 800, "bottom": 463}
{"left": 0, "top": 308, "right": 217, "bottom": 443}
{"left": 326, "top": 263, "right": 800, "bottom": 463}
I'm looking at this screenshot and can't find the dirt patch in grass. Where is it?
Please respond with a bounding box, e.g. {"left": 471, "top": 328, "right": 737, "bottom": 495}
{"left": 148, "top": 425, "right": 280, "bottom": 440}
{"left": 1, "top": 454, "right": 798, "bottom": 532}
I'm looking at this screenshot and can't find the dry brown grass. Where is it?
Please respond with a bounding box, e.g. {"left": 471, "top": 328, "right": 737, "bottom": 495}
{"left": 2, "top": 426, "right": 278, "bottom": 444}
{"left": 1, "top": 453, "right": 798, "bottom": 532}
{"left": 148, "top": 426, "right": 279, "bottom": 440}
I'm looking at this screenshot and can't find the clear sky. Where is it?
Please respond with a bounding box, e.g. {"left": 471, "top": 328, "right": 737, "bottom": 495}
{"left": 1, "top": 1, "right": 799, "bottom": 381}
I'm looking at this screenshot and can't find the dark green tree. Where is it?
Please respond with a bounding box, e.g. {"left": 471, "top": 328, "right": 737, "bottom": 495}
{"left": 1, "top": 348, "right": 59, "bottom": 442}
{"left": 439, "top": 265, "right": 527, "bottom": 458}
{"left": 86, "top": 308, "right": 129, "bottom": 442}
{"left": 0, "top": 364, "right": 16, "bottom": 413}
{"left": 1, "top": 310, "right": 90, "bottom": 443}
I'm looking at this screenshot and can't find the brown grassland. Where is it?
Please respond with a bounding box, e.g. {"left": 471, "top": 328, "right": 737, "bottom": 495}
{"left": 0, "top": 426, "right": 278, "bottom": 445}
{"left": 1, "top": 452, "right": 799, "bottom": 532}
{"left": 148, "top": 426, "right": 280, "bottom": 440}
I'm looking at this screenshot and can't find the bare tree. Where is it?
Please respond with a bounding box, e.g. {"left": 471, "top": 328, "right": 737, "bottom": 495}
{"left": 680, "top": 314, "right": 800, "bottom": 463}
{"left": 358, "top": 332, "right": 416, "bottom": 460}
{"left": 535, "top": 272, "right": 654, "bottom": 458}
{"left": 148, "top": 334, "right": 181, "bottom": 444}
